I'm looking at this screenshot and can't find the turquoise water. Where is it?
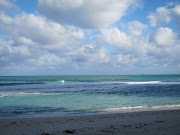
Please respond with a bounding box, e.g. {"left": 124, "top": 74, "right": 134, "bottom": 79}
{"left": 0, "top": 75, "right": 180, "bottom": 118}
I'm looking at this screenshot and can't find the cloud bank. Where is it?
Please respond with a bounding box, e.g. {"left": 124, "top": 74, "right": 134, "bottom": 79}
{"left": 0, "top": 0, "right": 180, "bottom": 75}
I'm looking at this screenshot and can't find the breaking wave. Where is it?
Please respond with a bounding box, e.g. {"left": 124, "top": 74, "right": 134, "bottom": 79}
{"left": 100, "top": 104, "right": 180, "bottom": 112}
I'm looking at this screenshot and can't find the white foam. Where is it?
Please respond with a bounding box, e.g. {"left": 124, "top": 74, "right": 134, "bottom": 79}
{"left": 99, "top": 80, "right": 180, "bottom": 85}
{"left": 102, "top": 106, "right": 147, "bottom": 112}
{"left": 61, "top": 80, "right": 65, "bottom": 83}
{"left": 100, "top": 104, "right": 180, "bottom": 112}
{"left": 126, "top": 81, "right": 161, "bottom": 84}
{"left": 151, "top": 104, "right": 180, "bottom": 109}
{"left": 124, "top": 81, "right": 180, "bottom": 85}
{"left": 0, "top": 92, "right": 60, "bottom": 98}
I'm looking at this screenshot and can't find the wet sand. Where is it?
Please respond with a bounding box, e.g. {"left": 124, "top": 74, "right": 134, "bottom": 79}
{"left": 0, "top": 109, "right": 180, "bottom": 135}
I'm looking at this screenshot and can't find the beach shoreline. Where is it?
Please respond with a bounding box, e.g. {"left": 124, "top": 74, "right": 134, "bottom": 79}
{"left": 1, "top": 109, "right": 180, "bottom": 135}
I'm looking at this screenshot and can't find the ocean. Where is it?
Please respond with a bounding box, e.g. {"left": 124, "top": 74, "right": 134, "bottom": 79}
{"left": 0, "top": 75, "right": 180, "bottom": 118}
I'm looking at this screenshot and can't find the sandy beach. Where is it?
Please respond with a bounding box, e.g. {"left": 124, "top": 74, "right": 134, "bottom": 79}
{"left": 0, "top": 109, "right": 180, "bottom": 135}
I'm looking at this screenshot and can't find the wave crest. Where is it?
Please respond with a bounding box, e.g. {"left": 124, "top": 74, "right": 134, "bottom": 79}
{"left": 100, "top": 104, "right": 180, "bottom": 112}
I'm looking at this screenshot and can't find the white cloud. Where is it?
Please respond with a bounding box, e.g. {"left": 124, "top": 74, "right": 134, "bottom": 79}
{"left": 93, "top": 25, "right": 180, "bottom": 69}
{"left": 0, "top": 0, "right": 17, "bottom": 15}
{"left": 151, "top": 27, "right": 177, "bottom": 46}
{"left": 114, "top": 54, "right": 137, "bottom": 66}
{"left": 148, "top": 4, "right": 180, "bottom": 27}
{"left": 0, "top": 12, "right": 12, "bottom": 24}
{"left": 0, "top": 42, "right": 9, "bottom": 59}
{"left": 17, "top": 36, "right": 35, "bottom": 45}
{"left": 148, "top": 7, "right": 171, "bottom": 27}
{"left": 96, "top": 27, "right": 131, "bottom": 50}
{"left": 0, "top": 12, "right": 86, "bottom": 71}
{"left": 0, "top": 13, "right": 84, "bottom": 51}
{"left": 0, "top": 0, "right": 12, "bottom": 7}
{"left": 9, "top": 45, "right": 30, "bottom": 56}
{"left": 95, "top": 22, "right": 147, "bottom": 54}
{"left": 37, "top": 0, "right": 136, "bottom": 28}
{"left": 87, "top": 48, "right": 110, "bottom": 64}
{"left": 173, "top": 5, "right": 180, "bottom": 16}
{"left": 0, "top": 39, "right": 31, "bottom": 68}
{"left": 128, "top": 21, "right": 147, "bottom": 36}
{"left": 28, "top": 54, "right": 65, "bottom": 67}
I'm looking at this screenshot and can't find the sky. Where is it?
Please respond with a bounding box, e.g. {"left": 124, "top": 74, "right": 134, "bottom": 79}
{"left": 0, "top": 0, "right": 180, "bottom": 75}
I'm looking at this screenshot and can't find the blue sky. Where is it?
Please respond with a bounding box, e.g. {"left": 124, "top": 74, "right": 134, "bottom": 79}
{"left": 16, "top": 0, "right": 37, "bottom": 14}
{"left": 0, "top": 0, "right": 180, "bottom": 75}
